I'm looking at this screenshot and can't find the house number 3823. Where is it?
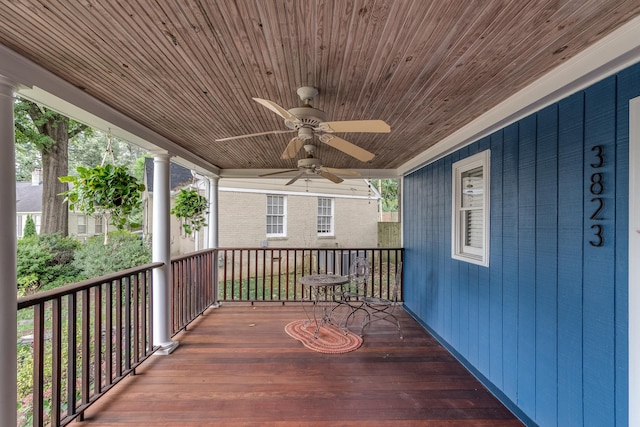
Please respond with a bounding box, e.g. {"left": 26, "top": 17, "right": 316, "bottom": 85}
{"left": 589, "top": 145, "right": 604, "bottom": 247}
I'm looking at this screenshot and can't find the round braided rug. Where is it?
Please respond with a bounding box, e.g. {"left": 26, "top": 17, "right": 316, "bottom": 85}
{"left": 285, "top": 320, "right": 362, "bottom": 354}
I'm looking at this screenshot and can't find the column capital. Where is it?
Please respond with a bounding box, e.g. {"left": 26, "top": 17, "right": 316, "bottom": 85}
{"left": 150, "top": 150, "right": 170, "bottom": 160}
{"left": 0, "top": 74, "right": 17, "bottom": 96}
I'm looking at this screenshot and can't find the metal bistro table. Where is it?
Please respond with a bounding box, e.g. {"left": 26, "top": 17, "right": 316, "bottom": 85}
{"left": 299, "top": 274, "right": 349, "bottom": 338}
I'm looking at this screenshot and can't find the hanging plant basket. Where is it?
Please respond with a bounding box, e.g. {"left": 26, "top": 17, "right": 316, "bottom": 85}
{"left": 59, "top": 164, "right": 145, "bottom": 243}
{"left": 171, "top": 188, "right": 208, "bottom": 235}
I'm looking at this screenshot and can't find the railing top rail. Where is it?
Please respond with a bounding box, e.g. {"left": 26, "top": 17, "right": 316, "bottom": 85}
{"left": 17, "top": 262, "right": 164, "bottom": 310}
{"left": 170, "top": 247, "right": 218, "bottom": 263}
{"left": 217, "top": 247, "right": 403, "bottom": 251}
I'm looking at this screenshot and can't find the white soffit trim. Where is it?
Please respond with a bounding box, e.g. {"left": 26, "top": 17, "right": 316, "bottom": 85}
{"left": 398, "top": 14, "right": 640, "bottom": 176}
{"left": 0, "top": 45, "right": 220, "bottom": 177}
{"left": 220, "top": 169, "right": 400, "bottom": 179}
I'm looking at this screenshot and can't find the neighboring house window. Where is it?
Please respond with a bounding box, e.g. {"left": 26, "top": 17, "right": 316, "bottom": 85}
{"left": 266, "top": 195, "right": 286, "bottom": 237}
{"left": 452, "top": 150, "right": 490, "bottom": 267}
{"left": 95, "top": 216, "right": 103, "bottom": 234}
{"left": 16, "top": 215, "right": 23, "bottom": 238}
{"left": 77, "top": 215, "right": 87, "bottom": 235}
{"left": 317, "top": 197, "right": 334, "bottom": 235}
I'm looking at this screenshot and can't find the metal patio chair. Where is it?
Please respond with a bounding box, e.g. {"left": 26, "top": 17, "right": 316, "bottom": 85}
{"left": 361, "top": 262, "right": 403, "bottom": 339}
{"left": 332, "top": 256, "right": 369, "bottom": 333}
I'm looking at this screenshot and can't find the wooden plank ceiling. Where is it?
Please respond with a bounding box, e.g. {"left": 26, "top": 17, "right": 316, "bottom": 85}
{"left": 0, "top": 1, "right": 639, "bottom": 175}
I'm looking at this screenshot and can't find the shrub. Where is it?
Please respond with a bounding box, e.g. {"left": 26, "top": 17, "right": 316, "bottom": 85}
{"left": 72, "top": 230, "right": 151, "bottom": 278}
{"left": 23, "top": 215, "right": 37, "bottom": 237}
{"left": 16, "top": 234, "right": 81, "bottom": 295}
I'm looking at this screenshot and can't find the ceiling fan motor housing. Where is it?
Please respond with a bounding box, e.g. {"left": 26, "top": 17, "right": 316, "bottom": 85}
{"left": 285, "top": 106, "right": 327, "bottom": 130}
{"left": 298, "top": 157, "right": 322, "bottom": 169}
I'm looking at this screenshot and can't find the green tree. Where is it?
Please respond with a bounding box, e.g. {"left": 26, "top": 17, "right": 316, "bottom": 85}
{"left": 68, "top": 132, "right": 146, "bottom": 175}
{"left": 379, "top": 179, "right": 398, "bottom": 212}
{"left": 22, "top": 215, "right": 37, "bottom": 238}
{"left": 14, "top": 98, "right": 89, "bottom": 235}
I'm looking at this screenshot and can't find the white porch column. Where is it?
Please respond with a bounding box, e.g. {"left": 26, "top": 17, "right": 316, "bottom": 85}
{"left": 208, "top": 176, "right": 219, "bottom": 248}
{"left": 0, "top": 75, "right": 17, "bottom": 426}
{"left": 208, "top": 176, "right": 220, "bottom": 306}
{"left": 152, "top": 153, "right": 178, "bottom": 354}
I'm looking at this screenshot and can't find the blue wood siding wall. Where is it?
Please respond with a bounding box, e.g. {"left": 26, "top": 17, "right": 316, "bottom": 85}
{"left": 403, "top": 62, "right": 640, "bottom": 426}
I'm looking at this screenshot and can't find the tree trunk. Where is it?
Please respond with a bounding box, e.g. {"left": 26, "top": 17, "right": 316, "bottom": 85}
{"left": 40, "top": 120, "right": 69, "bottom": 236}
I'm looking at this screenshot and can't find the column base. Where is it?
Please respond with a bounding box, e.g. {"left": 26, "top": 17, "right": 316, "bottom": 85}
{"left": 153, "top": 340, "right": 179, "bottom": 355}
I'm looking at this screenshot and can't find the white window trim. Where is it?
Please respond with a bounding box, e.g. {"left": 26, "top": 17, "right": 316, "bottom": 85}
{"left": 266, "top": 195, "right": 287, "bottom": 238}
{"left": 317, "top": 197, "right": 335, "bottom": 236}
{"left": 451, "top": 150, "right": 490, "bottom": 267}
{"left": 77, "top": 215, "right": 87, "bottom": 236}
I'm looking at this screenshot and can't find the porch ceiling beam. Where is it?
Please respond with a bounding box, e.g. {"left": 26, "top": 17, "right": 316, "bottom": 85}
{"left": 219, "top": 168, "right": 400, "bottom": 180}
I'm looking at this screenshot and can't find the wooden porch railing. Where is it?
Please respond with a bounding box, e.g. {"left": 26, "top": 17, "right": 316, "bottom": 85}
{"left": 16, "top": 247, "right": 402, "bottom": 426}
{"left": 170, "top": 249, "right": 217, "bottom": 335}
{"left": 217, "top": 247, "right": 403, "bottom": 302}
{"left": 16, "top": 263, "right": 162, "bottom": 427}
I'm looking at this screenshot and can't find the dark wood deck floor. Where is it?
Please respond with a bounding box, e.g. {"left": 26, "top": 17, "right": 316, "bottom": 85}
{"left": 71, "top": 304, "right": 523, "bottom": 426}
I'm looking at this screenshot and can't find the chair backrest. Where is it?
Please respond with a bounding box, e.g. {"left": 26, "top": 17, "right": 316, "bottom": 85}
{"left": 390, "top": 262, "right": 402, "bottom": 302}
{"left": 348, "top": 257, "right": 369, "bottom": 293}
{"left": 349, "top": 257, "right": 369, "bottom": 281}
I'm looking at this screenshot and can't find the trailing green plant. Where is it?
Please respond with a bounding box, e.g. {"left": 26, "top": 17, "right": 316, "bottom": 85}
{"left": 22, "top": 214, "right": 37, "bottom": 238}
{"left": 59, "top": 164, "right": 145, "bottom": 244}
{"left": 171, "top": 188, "right": 208, "bottom": 235}
{"left": 72, "top": 230, "right": 151, "bottom": 278}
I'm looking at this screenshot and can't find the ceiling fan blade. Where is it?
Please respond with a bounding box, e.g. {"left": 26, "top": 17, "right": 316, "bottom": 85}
{"left": 321, "top": 167, "right": 361, "bottom": 177}
{"left": 258, "top": 169, "right": 298, "bottom": 177}
{"left": 285, "top": 171, "right": 306, "bottom": 186}
{"left": 215, "top": 129, "right": 296, "bottom": 142}
{"left": 252, "top": 98, "right": 301, "bottom": 124}
{"left": 281, "top": 136, "right": 305, "bottom": 159}
{"left": 318, "top": 134, "right": 375, "bottom": 162}
{"left": 317, "top": 170, "right": 344, "bottom": 184}
{"left": 317, "top": 120, "right": 390, "bottom": 133}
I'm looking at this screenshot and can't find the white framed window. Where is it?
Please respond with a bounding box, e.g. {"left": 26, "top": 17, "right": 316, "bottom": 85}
{"left": 266, "top": 195, "right": 286, "bottom": 237}
{"left": 16, "top": 215, "right": 23, "bottom": 238}
{"left": 95, "top": 216, "right": 103, "bottom": 234}
{"left": 77, "top": 215, "right": 87, "bottom": 235}
{"left": 317, "top": 197, "right": 334, "bottom": 236}
{"left": 452, "top": 150, "right": 490, "bottom": 266}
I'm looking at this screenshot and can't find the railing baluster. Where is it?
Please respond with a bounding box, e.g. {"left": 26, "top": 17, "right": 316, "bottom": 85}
{"left": 133, "top": 273, "right": 140, "bottom": 364}
{"left": 115, "top": 278, "right": 123, "bottom": 378}
{"left": 285, "top": 249, "right": 290, "bottom": 300}
{"left": 105, "top": 282, "right": 113, "bottom": 388}
{"left": 32, "top": 303, "right": 44, "bottom": 427}
{"left": 51, "top": 298, "right": 62, "bottom": 426}
{"left": 124, "top": 277, "right": 132, "bottom": 372}
{"left": 231, "top": 249, "right": 238, "bottom": 299}
{"left": 277, "top": 249, "right": 282, "bottom": 299}
{"left": 95, "top": 285, "right": 103, "bottom": 393}
{"left": 81, "top": 288, "right": 90, "bottom": 407}
{"left": 67, "top": 293, "right": 77, "bottom": 419}
{"left": 253, "top": 249, "right": 264, "bottom": 300}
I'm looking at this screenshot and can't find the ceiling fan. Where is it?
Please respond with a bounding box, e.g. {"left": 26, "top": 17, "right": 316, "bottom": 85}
{"left": 259, "top": 145, "right": 361, "bottom": 185}
{"left": 216, "top": 86, "right": 390, "bottom": 162}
